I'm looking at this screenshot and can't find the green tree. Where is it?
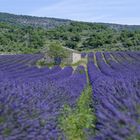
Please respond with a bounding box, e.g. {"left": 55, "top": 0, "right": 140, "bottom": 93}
{"left": 65, "top": 41, "right": 77, "bottom": 49}
{"left": 47, "top": 42, "right": 67, "bottom": 65}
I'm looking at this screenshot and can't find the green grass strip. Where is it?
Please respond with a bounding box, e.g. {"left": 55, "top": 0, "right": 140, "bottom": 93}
{"left": 59, "top": 85, "right": 96, "bottom": 140}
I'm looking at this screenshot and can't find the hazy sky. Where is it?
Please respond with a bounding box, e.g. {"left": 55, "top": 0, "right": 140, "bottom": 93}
{"left": 0, "top": 0, "right": 140, "bottom": 25}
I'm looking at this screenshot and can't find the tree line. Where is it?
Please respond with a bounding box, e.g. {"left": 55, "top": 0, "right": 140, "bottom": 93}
{"left": 0, "top": 21, "right": 140, "bottom": 54}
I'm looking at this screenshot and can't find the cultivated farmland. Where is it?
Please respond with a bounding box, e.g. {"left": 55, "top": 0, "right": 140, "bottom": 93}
{"left": 0, "top": 51, "right": 140, "bottom": 140}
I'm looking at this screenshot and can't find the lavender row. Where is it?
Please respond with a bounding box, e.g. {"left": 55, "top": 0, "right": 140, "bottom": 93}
{"left": 87, "top": 52, "right": 140, "bottom": 140}
{"left": 0, "top": 64, "right": 87, "bottom": 140}
{"left": 103, "top": 52, "right": 140, "bottom": 79}
{"left": 0, "top": 54, "right": 43, "bottom": 66}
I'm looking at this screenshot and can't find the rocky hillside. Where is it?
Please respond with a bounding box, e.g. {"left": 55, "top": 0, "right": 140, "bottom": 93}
{"left": 0, "top": 12, "right": 71, "bottom": 29}
{"left": 1, "top": 12, "right": 140, "bottom": 30}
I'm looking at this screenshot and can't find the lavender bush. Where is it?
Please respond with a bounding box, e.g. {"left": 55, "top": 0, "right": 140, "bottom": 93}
{"left": 0, "top": 55, "right": 87, "bottom": 139}
{"left": 88, "top": 51, "right": 140, "bottom": 140}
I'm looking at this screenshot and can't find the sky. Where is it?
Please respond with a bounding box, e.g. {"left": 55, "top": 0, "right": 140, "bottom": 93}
{"left": 0, "top": 0, "right": 140, "bottom": 25}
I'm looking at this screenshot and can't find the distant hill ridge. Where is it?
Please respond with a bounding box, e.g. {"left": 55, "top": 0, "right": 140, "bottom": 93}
{"left": 0, "top": 12, "right": 71, "bottom": 29}
{"left": 0, "top": 12, "right": 140, "bottom": 30}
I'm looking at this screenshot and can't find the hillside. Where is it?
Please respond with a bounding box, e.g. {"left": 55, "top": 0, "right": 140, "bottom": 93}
{"left": 1, "top": 12, "right": 140, "bottom": 30}
{"left": 0, "top": 12, "right": 140, "bottom": 54}
{"left": 0, "top": 12, "right": 71, "bottom": 29}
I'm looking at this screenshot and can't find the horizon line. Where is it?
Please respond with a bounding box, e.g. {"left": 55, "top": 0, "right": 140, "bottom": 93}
{"left": 0, "top": 11, "right": 140, "bottom": 26}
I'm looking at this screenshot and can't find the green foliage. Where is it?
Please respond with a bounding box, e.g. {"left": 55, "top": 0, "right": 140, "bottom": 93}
{"left": 0, "top": 23, "right": 45, "bottom": 54}
{"left": 46, "top": 42, "right": 68, "bottom": 65}
{"left": 3, "top": 128, "right": 11, "bottom": 136}
{"left": 65, "top": 41, "right": 77, "bottom": 49}
{"left": 0, "top": 16, "right": 140, "bottom": 54}
{"left": 47, "top": 42, "right": 67, "bottom": 58}
{"left": 0, "top": 116, "right": 5, "bottom": 124}
{"left": 36, "top": 60, "right": 47, "bottom": 67}
{"left": 46, "top": 22, "right": 140, "bottom": 51}
{"left": 59, "top": 86, "right": 96, "bottom": 140}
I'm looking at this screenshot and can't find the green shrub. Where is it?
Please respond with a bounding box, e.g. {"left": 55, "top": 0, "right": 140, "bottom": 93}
{"left": 59, "top": 86, "right": 96, "bottom": 140}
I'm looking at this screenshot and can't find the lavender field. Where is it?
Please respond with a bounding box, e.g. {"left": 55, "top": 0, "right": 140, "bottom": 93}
{"left": 0, "top": 52, "right": 140, "bottom": 140}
